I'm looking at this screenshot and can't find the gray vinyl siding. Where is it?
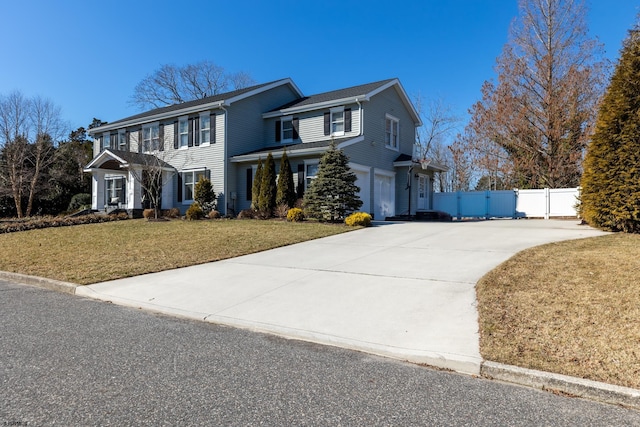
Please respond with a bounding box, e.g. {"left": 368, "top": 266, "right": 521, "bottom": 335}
{"left": 263, "top": 104, "right": 362, "bottom": 146}
{"left": 155, "top": 113, "right": 226, "bottom": 210}
{"left": 342, "top": 86, "right": 416, "bottom": 170}
{"left": 225, "top": 85, "right": 300, "bottom": 213}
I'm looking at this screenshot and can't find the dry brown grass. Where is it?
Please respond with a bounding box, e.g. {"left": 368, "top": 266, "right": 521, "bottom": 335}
{"left": 0, "top": 219, "right": 353, "bottom": 285}
{"left": 477, "top": 233, "right": 640, "bottom": 389}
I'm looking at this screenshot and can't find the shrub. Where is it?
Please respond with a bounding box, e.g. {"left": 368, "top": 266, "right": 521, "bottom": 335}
{"left": 163, "top": 208, "right": 181, "bottom": 218}
{"left": 185, "top": 202, "right": 205, "bottom": 220}
{"left": 0, "top": 213, "right": 129, "bottom": 234}
{"left": 345, "top": 212, "right": 372, "bottom": 227}
{"left": 143, "top": 209, "right": 155, "bottom": 219}
{"left": 275, "top": 203, "right": 290, "bottom": 219}
{"left": 237, "top": 209, "right": 256, "bottom": 219}
{"left": 67, "top": 193, "right": 91, "bottom": 212}
{"left": 208, "top": 210, "right": 221, "bottom": 219}
{"left": 194, "top": 176, "right": 216, "bottom": 214}
{"left": 287, "top": 208, "right": 305, "bottom": 222}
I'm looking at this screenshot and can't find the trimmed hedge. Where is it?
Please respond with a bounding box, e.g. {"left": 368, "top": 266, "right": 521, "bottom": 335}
{"left": 0, "top": 213, "right": 129, "bottom": 234}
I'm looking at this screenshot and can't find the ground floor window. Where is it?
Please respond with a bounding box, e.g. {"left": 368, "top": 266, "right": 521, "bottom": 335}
{"left": 305, "top": 161, "right": 319, "bottom": 189}
{"left": 105, "top": 176, "right": 126, "bottom": 206}
{"left": 182, "top": 170, "right": 207, "bottom": 202}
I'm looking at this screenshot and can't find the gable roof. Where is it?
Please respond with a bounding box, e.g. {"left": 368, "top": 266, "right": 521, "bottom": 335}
{"left": 263, "top": 78, "right": 422, "bottom": 126}
{"left": 88, "top": 78, "right": 303, "bottom": 135}
{"left": 84, "top": 149, "right": 174, "bottom": 171}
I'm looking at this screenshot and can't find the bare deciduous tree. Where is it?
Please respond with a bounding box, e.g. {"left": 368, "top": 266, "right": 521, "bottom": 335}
{"left": 0, "top": 92, "right": 68, "bottom": 217}
{"left": 460, "top": 0, "right": 607, "bottom": 188}
{"left": 130, "top": 60, "right": 256, "bottom": 110}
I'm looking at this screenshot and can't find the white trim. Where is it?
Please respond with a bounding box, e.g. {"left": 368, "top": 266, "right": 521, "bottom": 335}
{"left": 373, "top": 168, "right": 396, "bottom": 178}
{"left": 349, "top": 162, "right": 371, "bottom": 173}
{"left": 230, "top": 145, "right": 327, "bottom": 162}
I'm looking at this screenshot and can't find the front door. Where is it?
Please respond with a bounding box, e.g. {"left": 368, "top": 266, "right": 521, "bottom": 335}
{"left": 417, "top": 175, "right": 428, "bottom": 210}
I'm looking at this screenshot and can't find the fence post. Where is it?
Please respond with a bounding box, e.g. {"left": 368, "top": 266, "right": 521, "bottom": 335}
{"left": 544, "top": 187, "right": 550, "bottom": 220}
{"left": 485, "top": 190, "right": 490, "bottom": 219}
{"left": 457, "top": 191, "right": 461, "bottom": 220}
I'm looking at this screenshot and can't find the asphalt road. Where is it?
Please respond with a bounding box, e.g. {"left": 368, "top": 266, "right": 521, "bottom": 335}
{"left": 2, "top": 281, "right": 639, "bottom": 426}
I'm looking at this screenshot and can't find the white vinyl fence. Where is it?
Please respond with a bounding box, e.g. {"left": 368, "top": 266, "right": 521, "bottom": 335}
{"left": 432, "top": 188, "right": 580, "bottom": 219}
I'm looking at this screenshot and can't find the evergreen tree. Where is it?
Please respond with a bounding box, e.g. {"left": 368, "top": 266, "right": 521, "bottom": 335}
{"left": 303, "top": 141, "right": 362, "bottom": 221}
{"left": 580, "top": 24, "right": 640, "bottom": 233}
{"left": 251, "top": 158, "right": 262, "bottom": 210}
{"left": 194, "top": 176, "right": 216, "bottom": 213}
{"left": 276, "top": 150, "right": 296, "bottom": 208}
{"left": 258, "top": 152, "right": 276, "bottom": 216}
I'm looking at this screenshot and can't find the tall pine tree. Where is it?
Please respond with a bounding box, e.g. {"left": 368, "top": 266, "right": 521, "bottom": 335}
{"left": 276, "top": 150, "right": 296, "bottom": 208}
{"left": 258, "top": 153, "right": 276, "bottom": 216}
{"left": 580, "top": 24, "right": 640, "bottom": 233}
{"left": 251, "top": 158, "right": 263, "bottom": 210}
{"left": 303, "top": 141, "right": 362, "bottom": 221}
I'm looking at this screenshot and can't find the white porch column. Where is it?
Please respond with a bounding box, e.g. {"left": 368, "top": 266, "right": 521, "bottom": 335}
{"left": 92, "top": 170, "right": 106, "bottom": 210}
{"left": 128, "top": 169, "right": 142, "bottom": 210}
{"left": 161, "top": 171, "right": 174, "bottom": 210}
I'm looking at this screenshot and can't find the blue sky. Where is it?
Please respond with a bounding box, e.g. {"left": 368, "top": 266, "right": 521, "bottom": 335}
{"left": 1, "top": 1, "right": 637, "bottom": 137}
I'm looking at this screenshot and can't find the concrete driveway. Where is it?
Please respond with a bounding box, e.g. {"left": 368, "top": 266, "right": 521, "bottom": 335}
{"left": 76, "top": 219, "right": 607, "bottom": 374}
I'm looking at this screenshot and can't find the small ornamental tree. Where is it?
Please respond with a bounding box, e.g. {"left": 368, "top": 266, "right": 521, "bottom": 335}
{"left": 580, "top": 24, "right": 640, "bottom": 233}
{"left": 303, "top": 141, "right": 362, "bottom": 221}
{"left": 251, "top": 158, "right": 263, "bottom": 210}
{"left": 258, "top": 152, "right": 276, "bottom": 216}
{"left": 276, "top": 150, "right": 296, "bottom": 208}
{"left": 194, "top": 176, "right": 216, "bottom": 214}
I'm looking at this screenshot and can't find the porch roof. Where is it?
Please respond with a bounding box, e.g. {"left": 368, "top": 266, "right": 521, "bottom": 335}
{"left": 229, "top": 136, "right": 355, "bottom": 163}
{"left": 84, "top": 149, "right": 174, "bottom": 172}
{"left": 393, "top": 153, "right": 449, "bottom": 173}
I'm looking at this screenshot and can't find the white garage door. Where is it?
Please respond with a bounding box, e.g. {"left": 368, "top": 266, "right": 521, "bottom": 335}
{"left": 375, "top": 173, "right": 395, "bottom": 220}
{"left": 354, "top": 170, "right": 371, "bottom": 214}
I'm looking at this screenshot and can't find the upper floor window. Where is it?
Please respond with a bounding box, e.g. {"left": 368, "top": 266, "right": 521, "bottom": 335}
{"left": 200, "top": 114, "right": 211, "bottom": 145}
{"left": 178, "top": 117, "right": 189, "bottom": 149}
{"left": 385, "top": 114, "right": 399, "bottom": 150}
{"left": 324, "top": 107, "right": 351, "bottom": 137}
{"left": 143, "top": 123, "right": 160, "bottom": 152}
{"left": 117, "top": 130, "right": 127, "bottom": 151}
{"left": 275, "top": 116, "right": 298, "bottom": 143}
{"left": 102, "top": 132, "right": 110, "bottom": 150}
{"left": 331, "top": 107, "right": 344, "bottom": 136}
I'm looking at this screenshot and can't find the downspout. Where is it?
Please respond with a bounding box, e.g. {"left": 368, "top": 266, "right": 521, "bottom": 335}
{"left": 355, "top": 98, "right": 363, "bottom": 136}
{"left": 220, "top": 104, "right": 229, "bottom": 215}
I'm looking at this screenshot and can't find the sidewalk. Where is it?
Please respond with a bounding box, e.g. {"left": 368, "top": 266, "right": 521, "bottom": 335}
{"left": 76, "top": 219, "right": 607, "bottom": 375}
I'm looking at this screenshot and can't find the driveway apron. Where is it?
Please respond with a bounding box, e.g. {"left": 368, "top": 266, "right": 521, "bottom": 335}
{"left": 76, "top": 220, "right": 607, "bottom": 374}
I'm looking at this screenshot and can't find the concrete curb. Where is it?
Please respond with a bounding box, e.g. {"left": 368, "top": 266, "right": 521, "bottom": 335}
{"left": 4, "top": 271, "right": 640, "bottom": 411}
{"left": 0, "top": 271, "right": 78, "bottom": 294}
{"left": 481, "top": 361, "right": 640, "bottom": 410}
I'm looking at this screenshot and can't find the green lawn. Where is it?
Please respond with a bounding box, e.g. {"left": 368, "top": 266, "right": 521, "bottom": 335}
{"left": 477, "top": 233, "right": 640, "bottom": 389}
{"left": 0, "top": 219, "right": 354, "bottom": 285}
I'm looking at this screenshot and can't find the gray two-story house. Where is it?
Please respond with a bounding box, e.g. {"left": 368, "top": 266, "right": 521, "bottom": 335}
{"left": 84, "top": 78, "right": 446, "bottom": 219}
